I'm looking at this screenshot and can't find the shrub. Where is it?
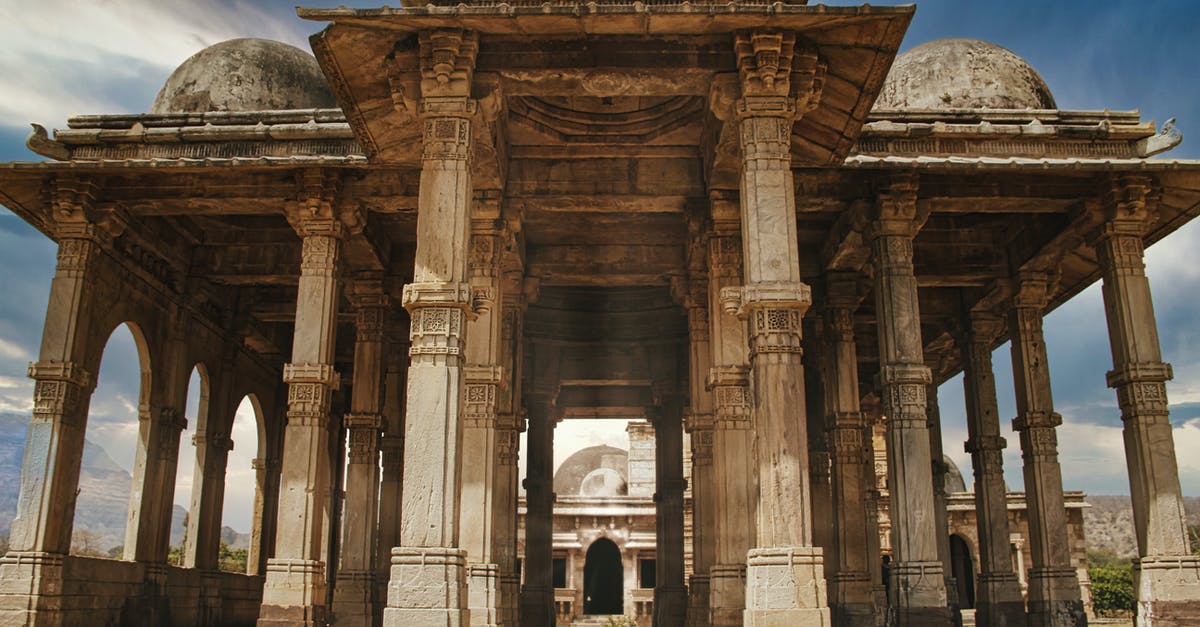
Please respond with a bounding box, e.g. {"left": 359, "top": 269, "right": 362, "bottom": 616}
{"left": 1091, "top": 563, "right": 1135, "bottom": 617}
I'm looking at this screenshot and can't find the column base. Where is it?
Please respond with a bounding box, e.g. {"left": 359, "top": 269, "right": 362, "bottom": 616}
{"left": 744, "top": 547, "right": 831, "bottom": 627}
{"left": 888, "top": 560, "right": 953, "bottom": 627}
{"left": 655, "top": 583, "right": 688, "bottom": 626}
{"left": 1135, "top": 556, "right": 1200, "bottom": 627}
{"left": 1026, "top": 567, "right": 1085, "bottom": 627}
{"left": 258, "top": 558, "right": 328, "bottom": 627}
{"left": 709, "top": 563, "right": 746, "bottom": 627}
{"left": 519, "top": 585, "right": 554, "bottom": 627}
{"left": 383, "top": 547, "right": 469, "bottom": 627}
{"left": 687, "top": 574, "right": 711, "bottom": 627}
{"left": 0, "top": 551, "right": 66, "bottom": 627}
{"left": 871, "top": 584, "right": 887, "bottom": 627}
{"left": 498, "top": 573, "right": 519, "bottom": 627}
{"left": 467, "top": 562, "right": 499, "bottom": 627}
{"left": 331, "top": 570, "right": 376, "bottom": 627}
{"left": 975, "top": 573, "right": 1026, "bottom": 627}
{"left": 829, "top": 572, "right": 876, "bottom": 627}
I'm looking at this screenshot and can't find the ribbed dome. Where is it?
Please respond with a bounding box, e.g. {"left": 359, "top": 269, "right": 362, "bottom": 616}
{"left": 151, "top": 38, "right": 336, "bottom": 114}
{"left": 876, "top": 38, "right": 1056, "bottom": 110}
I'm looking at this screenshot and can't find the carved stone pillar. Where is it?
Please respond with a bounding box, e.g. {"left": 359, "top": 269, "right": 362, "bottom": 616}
{"left": 0, "top": 179, "right": 110, "bottom": 624}
{"left": 823, "top": 275, "right": 876, "bottom": 627}
{"left": 258, "top": 171, "right": 348, "bottom": 626}
{"left": 926, "top": 384, "right": 963, "bottom": 627}
{"left": 867, "top": 173, "right": 953, "bottom": 626}
{"left": 186, "top": 429, "right": 234, "bottom": 571}
{"left": 859, "top": 394, "right": 888, "bottom": 627}
{"left": 376, "top": 343, "right": 407, "bottom": 604}
{"left": 384, "top": 28, "right": 480, "bottom": 627}
{"left": 721, "top": 31, "right": 830, "bottom": 625}
{"left": 1007, "top": 271, "right": 1085, "bottom": 627}
{"left": 332, "top": 282, "right": 388, "bottom": 627}
{"left": 961, "top": 313, "right": 1026, "bottom": 627}
{"left": 462, "top": 221, "right": 505, "bottom": 627}
{"left": 704, "top": 212, "right": 756, "bottom": 627}
{"left": 684, "top": 268, "right": 715, "bottom": 627}
{"left": 1097, "top": 176, "right": 1200, "bottom": 625}
{"left": 495, "top": 273, "right": 526, "bottom": 627}
{"left": 520, "top": 398, "right": 557, "bottom": 627}
{"left": 654, "top": 391, "right": 689, "bottom": 626}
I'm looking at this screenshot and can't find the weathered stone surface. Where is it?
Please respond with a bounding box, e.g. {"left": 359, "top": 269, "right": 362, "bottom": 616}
{"left": 876, "top": 39, "right": 1056, "bottom": 110}
{"left": 151, "top": 38, "right": 336, "bottom": 114}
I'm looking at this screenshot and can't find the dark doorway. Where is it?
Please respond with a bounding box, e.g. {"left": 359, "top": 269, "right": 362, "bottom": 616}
{"left": 950, "top": 534, "right": 976, "bottom": 608}
{"left": 583, "top": 538, "right": 624, "bottom": 615}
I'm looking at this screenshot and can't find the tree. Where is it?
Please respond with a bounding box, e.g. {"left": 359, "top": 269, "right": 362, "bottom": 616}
{"left": 70, "top": 529, "right": 106, "bottom": 558}
{"left": 1091, "top": 562, "right": 1136, "bottom": 617}
{"left": 1188, "top": 524, "right": 1200, "bottom": 556}
{"left": 218, "top": 540, "right": 248, "bottom": 574}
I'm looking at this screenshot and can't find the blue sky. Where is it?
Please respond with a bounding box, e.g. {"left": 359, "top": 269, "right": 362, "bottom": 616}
{"left": 0, "top": 1, "right": 1199, "bottom": 535}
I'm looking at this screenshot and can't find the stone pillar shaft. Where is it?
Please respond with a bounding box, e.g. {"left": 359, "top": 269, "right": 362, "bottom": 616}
{"left": 520, "top": 403, "right": 556, "bottom": 627}
{"left": 1097, "top": 177, "right": 1200, "bottom": 625}
{"left": 926, "top": 384, "right": 963, "bottom": 627}
{"left": 962, "top": 314, "right": 1026, "bottom": 627}
{"left": 259, "top": 205, "right": 345, "bottom": 625}
{"left": 185, "top": 426, "right": 234, "bottom": 571}
{"left": 869, "top": 174, "right": 952, "bottom": 626}
{"left": 495, "top": 281, "right": 525, "bottom": 627}
{"left": 685, "top": 282, "right": 715, "bottom": 627}
{"left": 732, "top": 79, "right": 828, "bottom": 622}
{"left": 655, "top": 395, "right": 689, "bottom": 626}
{"left": 1007, "top": 272, "right": 1085, "bottom": 627}
{"left": 332, "top": 286, "right": 387, "bottom": 627}
{"left": 823, "top": 280, "right": 876, "bottom": 627}
{"left": 385, "top": 31, "right": 479, "bottom": 625}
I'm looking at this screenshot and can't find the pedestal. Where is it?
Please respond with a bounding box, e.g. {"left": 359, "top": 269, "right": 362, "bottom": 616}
{"left": 383, "top": 547, "right": 469, "bottom": 627}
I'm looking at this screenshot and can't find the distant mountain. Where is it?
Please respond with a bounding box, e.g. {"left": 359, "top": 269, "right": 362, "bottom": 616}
{"left": 1084, "top": 494, "right": 1200, "bottom": 558}
{"left": 0, "top": 411, "right": 233, "bottom": 553}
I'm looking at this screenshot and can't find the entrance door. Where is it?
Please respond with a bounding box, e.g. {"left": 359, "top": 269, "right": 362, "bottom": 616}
{"left": 583, "top": 538, "right": 624, "bottom": 615}
{"left": 949, "top": 534, "right": 976, "bottom": 609}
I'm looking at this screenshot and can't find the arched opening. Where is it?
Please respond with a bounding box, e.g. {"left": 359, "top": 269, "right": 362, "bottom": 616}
{"left": 950, "top": 534, "right": 976, "bottom": 609}
{"left": 218, "top": 394, "right": 262, "bottom": 574}
{"left": 71, "top": 322, "right": 148, "bottom": 560}
{"left": 583, "top": 537, "right": 624, "bottom": 615}
{"left": 168, "top": 364, "right": 204, "bottom": 566}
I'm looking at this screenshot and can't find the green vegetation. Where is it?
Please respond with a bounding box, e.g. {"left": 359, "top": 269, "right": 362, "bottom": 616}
{"left": 219, "top": 540, "right": 248, "bottom": 574}
{"left": 1189, "top": 524, "right": 1200, "bottom": 556}
{"left": 1088, "top": 549, "right": 1135, "bottom": 618}
{"left": 602, "top": 617, "right": 638, "bottom": 627}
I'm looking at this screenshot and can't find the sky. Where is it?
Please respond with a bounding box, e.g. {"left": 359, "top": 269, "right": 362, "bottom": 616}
{"left": 0, "top": 1, "right": 1199, "bottom": 536}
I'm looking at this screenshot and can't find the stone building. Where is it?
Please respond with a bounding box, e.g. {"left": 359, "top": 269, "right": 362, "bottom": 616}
{"left": 0, "top": 2, "right": 1197, "bottom": 627}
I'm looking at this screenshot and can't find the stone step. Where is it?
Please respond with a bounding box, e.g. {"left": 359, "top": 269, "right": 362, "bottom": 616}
{"left": 570, "top": 616, "right": 626, "bottom": 627}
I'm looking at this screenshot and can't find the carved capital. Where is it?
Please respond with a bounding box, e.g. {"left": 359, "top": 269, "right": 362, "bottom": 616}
{"left": 879, "top": 364, "right": 932, "bottom": 429}
{"left": 1012, "top": 270, "right": 1056, "bottom": 311}
{"left": 421, "top": 115, "right": 473, "bottom": 163}
{"left": 283, "top": 362, "right": 339, "bottom": 428}
{"left": 968, "top": 312, "right": 1006, "bottom": 347}
{"left": 1011, "top": 410, "right": 1062, "bottom": 432}
{"left": 733, "top": 31, "right": 825, "bottom": 111}
{"left": 419, "top": 29, "right": 479, "bottom": 99}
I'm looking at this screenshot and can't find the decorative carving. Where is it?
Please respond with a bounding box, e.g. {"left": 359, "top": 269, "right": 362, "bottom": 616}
{"left": 347, "top": 426, "right": 379, "bottom": 465}
{"left": 419, "top": 29, "right": 478, "bottom": 98}
{"left": 750, "top": 307, "right": 803, "bottom": 355}
{"left": 28, "top": 361, "right": 93, "bottom": 425}
{"left": 708, "top": 233, "right": 742, "bottom": 279}
{"left": 691, "top": 428, "right": 714, "bottom": 466}
{"left": 464, "top": 382, "right": 498, "bottom": 428}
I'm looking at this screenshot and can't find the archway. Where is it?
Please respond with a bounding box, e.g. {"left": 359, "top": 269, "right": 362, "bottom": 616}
{"left": 583, "top": 537, "right": 623, "bottom": 615}
{"left": 950, "top": 534, "right": 976, "bottom": 609}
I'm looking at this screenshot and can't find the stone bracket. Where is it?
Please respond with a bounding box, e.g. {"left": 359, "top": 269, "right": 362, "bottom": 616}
{"left": 283, "top": 362, "right": 341, "bottom": 388}
{"left": 1011, "top": 410, "right": 1062, "bottom": 432}
{"left": 719, "top": 281, "right": 811, "bottom": 318}
{"left": 402, "top": 281, "right": 473, "bottom": 312}
{"left": 27, "top": 360, "right": 92, "bottom": 388}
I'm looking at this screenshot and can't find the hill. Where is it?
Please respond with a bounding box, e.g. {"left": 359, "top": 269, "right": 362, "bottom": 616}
{"left": 1084, "top": 494, "right": 1200, "bottom": 558}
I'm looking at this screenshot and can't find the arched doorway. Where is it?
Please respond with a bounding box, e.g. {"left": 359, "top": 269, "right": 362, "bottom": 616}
{"left": 583, "top": 538, "right": 623, "bottom": 615}
{"left": 950, "top": 534, "right": 976, "bottom": 609}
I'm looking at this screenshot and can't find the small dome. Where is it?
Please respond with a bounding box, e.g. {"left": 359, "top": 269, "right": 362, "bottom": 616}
{"left": 579, "top": 468, "right": 628, "bottom": 497}
{"left": 944, "top": 455, "right": 967, "bottom": 494}
{"left": 876, "top": 39, "right": 1055, "bottom": 110}
{"left": 151, "top": 38, "right": 336, "bottom": 114}
{"left": 554, "top": 445, "right": 629, "bottom": 496}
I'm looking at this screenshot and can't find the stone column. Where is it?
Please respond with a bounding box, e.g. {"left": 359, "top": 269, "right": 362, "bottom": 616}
{"left": 384, "top": 28, "right": 479, "bottom": 627}
{"left": 926, "top": 384, "right": 963, "bottom": 627}
{"left": 258, "top": 171, "right": 348, "bottom": 626}
{"left": 805, "top": 316, "right": 834, "bottom": 571}
{"left": 0, "top": 179, "right": 109, "bottom": 623}
{"left": 867, "top": 172, "right": 952, "bottom": 626}
{"left": 1097, "top": 176, "right": 1200, "bottom": 625}
{"left": 684, "top": 270, "right": 715, "bottom": 627}
{"left": 1007, "top": 271, "right": 1085, "bottom": 627}
{"left": 859, "top": 394, "right": 888, "bottom": 627}
{"left": 376, "top": 340, "right": 407, "bottom": 609}
{"left": 462, "top": 221, "right": 506, "bottom": 627}
{"left": 654, "top": 391, "right": 689, "bottom": 626}
{"left": 185, "top": 427, "right": 234, "bottom": 571}
{"left": 704, "top": 209, "right": 756, "bottom": 627}
{"left": 961, "top": 313, "right": 1026, "bottom": 627}
{"left": 823, "top": 275, "right": 876, "bottom": 627}
{"left": 520, "top": 398, "right": 557, "bottom": 627}
{"left": 722, "top": 32, "right": 830, "bottom": 625}
{"left": 495, "top": 273, "right": 526, "bottom": 627}
{"left": 332, "top": 282, "right": 388, "bottom": 626}
{"left": 125, "top": 315, "right": 189, "bottom": 566}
